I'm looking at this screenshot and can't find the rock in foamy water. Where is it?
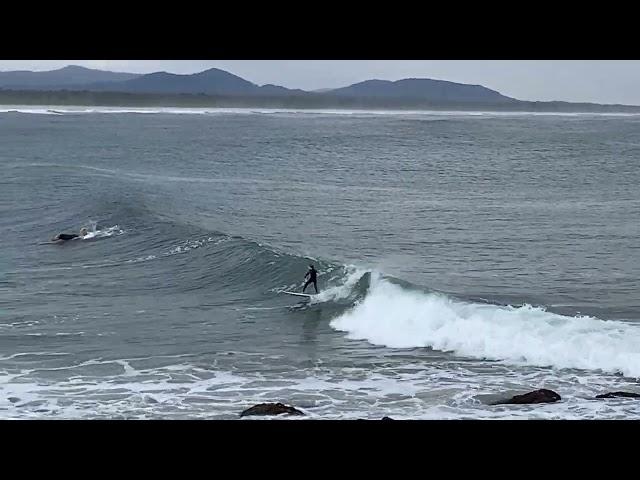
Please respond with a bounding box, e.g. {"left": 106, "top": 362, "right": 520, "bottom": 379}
{"left": 494, "top": 389, "right": 561, "bottom": 405}
{"left": 240, "top": 403, "right": 304, "bottom": 417}
{"left": 595, "top": 391, "right": 640, "bottom": 399}
{"left": 354, "top": 416, "right": 394, "bottom": 421}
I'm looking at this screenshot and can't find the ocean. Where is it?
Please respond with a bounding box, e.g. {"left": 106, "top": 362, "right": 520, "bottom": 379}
{"left": 2, "top": 106, "right": 640, "bottom": 419}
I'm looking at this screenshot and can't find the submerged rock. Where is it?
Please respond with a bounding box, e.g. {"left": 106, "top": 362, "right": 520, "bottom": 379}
{"left": 595, "top": 391, "right": 640, "bottom": 399}
{"left": 240, "top": 403, "right": 304, "bottom": 417}
{"left": 494, "top": 389, "right": 561, "bottom": 405}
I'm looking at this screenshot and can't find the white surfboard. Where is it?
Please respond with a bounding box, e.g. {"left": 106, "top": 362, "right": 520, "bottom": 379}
{"left": 281, "top": 291, "right": 314, "bottom": 298}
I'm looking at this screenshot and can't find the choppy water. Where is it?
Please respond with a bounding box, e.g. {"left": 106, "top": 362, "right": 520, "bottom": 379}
{"left": 2, "top": 106, "right": 640, "bottom": 419}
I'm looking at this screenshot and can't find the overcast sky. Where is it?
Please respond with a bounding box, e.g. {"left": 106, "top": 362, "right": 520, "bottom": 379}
{"left": 1, "top": 60, "right": 639, "bottom": 105}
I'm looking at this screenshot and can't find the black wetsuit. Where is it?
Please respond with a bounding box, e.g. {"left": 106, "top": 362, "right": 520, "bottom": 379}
{"left": 303, "top": 267, "right": 318, "bottom": 293}
{"left": 57, "top": 233, "right": 79, "bottom": 241}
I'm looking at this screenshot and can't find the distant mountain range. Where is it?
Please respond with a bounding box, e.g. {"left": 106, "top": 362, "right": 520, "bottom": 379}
{"left": 76, "top": 68, "right": 308, "bottom": 96}
{"left": 0, "top": 65, "right": 140, "bottom": 89}
{"left": 0, "top": 65, "right": 638, "bottom": 112}
{"left": 329, "top": 78, "right": 514, "bottom": 103}
{"left": 0, "top": 65, "right": 505, "bottom": 101}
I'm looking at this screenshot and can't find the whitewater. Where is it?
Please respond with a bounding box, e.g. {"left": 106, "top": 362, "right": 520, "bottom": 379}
{"left": 330, "top": 272, "right": 640, "bottom": 378}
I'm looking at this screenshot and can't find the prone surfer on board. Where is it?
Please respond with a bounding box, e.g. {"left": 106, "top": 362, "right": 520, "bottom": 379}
{"left": 302, "top": 264, "right": 319, "bottom": 293}
{"left": 52, "top": 227, "right": 88, "bottom": 242}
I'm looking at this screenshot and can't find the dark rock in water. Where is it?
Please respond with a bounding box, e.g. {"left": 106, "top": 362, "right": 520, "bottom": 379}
{"left": 240, "top": 403, "right": 304, "bottom": 417}
{"left": 8, "top": 397, "right": 20, "bottom": 404}
{"left": 595, "top": 391, "right": 640, "bottom": 399}
{"left": 355, "top": 417, "right": 394, "bottom": 421}
{"left": 494, "top": 389, "right": 561, "bottom": 405}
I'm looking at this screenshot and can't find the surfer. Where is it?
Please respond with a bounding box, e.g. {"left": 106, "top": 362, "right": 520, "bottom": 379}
{"left": 52, "top": 227, "right": 88, "bottom": 242}
{"left": 302, "top": 264, "right": 319, "bottom": 293}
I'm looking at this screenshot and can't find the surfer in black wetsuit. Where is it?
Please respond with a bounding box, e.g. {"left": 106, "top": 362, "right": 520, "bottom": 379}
{"left": 302, "top": 264, "right": 319, "bottom": 293}
{"left": 52, "top": 228, "right": 88, "bottom": 242}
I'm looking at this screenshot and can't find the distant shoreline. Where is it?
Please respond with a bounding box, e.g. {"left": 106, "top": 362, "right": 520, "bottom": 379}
{"left": 4, "top": 106, "right": 640, "bottom": 118}
{"left": 2, "top": 90, "right": 640, "bottom": 113}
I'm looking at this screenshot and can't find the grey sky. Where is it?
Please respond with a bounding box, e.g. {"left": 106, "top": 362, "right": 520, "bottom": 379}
{"left": 1, "top": 60, "right": 639, "bottom": 105}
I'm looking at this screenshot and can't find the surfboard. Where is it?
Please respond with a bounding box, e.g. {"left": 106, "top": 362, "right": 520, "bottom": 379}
{"left": 281, "top": 291, "right": 314, "bottom": 298}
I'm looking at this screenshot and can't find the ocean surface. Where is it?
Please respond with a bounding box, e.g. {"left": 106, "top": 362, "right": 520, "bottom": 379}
{"left": 2, "top": 106, "right": 640, "bottom": 419}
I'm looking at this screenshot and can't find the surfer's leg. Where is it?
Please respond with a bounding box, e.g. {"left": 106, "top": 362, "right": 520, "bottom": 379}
{"left": 302, "top": 279, "right": 311, "bottom": 292}
{"left": 313, "top": 280, "right": 318, "bottom": 293}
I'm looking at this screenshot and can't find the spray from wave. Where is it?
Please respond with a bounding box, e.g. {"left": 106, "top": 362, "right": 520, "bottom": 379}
{"left": 310, "top": 266, "right": 370, "bottom": 304}
{"left": 330, "top": 272, "right": 640, "bottom": 378}
{"left": 81, "top": 223, "right": 124, "bottom": 240}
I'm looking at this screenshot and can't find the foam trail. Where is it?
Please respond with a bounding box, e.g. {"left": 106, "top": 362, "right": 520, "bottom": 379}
{"left": 330, "top": 273, "right": 640, "bottom": 378}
